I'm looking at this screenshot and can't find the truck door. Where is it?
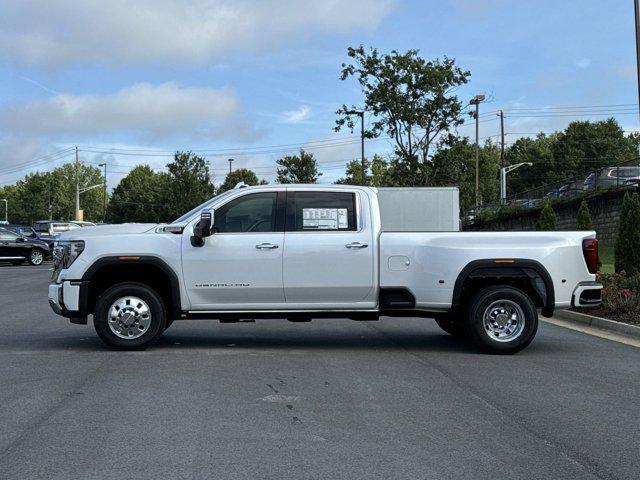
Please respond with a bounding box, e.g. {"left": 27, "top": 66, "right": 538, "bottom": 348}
{"left": 182, "top": 191, "right": 287, "bottom": 310}
{"left": 282, "top": 190, "right": 376, "bottom": 308}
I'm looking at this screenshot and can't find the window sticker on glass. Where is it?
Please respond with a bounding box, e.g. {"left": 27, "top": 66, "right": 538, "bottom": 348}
{"left": 302, "top": 208, "right": 349, "bottom": 230}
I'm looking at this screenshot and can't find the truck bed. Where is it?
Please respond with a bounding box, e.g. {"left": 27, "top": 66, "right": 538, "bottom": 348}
{"left": 379, "top": 231, "right": 595, "bottom": 311}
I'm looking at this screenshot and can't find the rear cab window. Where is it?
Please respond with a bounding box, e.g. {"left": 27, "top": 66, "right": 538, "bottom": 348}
{"left": 286, "top": 191, "right": 357, "bottom": 232}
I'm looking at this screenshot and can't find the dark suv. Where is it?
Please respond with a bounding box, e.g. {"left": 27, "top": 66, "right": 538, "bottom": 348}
{"left": 0, "top": 227, "right": 50, "bottom": 265}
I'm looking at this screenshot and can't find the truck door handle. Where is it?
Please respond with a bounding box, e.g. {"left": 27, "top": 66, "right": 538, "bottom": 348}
{"left": 255, "top": 243, "right": 279, "bottom": 250}
{"left": 345, "top": 242, "right": 368, "bottom": 249}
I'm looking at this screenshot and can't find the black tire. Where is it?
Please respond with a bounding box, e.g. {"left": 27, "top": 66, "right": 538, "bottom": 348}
{"left": 465, "top": 286, "right": 538, "bottom": 355}
{"left": 435, "top": 316, "right": 465, "bottom": 338}
{"left": 28, "top": 248, "right": 45, "bottom": 265}
{"left": 93, "top": 282, "right": 166, "bottom": 350}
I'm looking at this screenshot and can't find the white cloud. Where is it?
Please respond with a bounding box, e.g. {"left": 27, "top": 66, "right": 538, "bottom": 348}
{"left": 281, "top": 106, "right": 311, "bottom": 124}
{"left": 576, "top": 58, "right": 592, "bottom": 69}
{"left": 0, "top": 82, "right": 262, "bottom": 141}
{"left": 0, "top": 0, "right": 395, "bottom": 68}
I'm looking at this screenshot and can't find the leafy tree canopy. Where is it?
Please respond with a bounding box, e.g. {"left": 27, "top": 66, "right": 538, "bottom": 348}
{"left": 335, "top": 46, "right": 470, "bottom": 184}
{"left": 276, "top": 149, "right": 321, "bottom": 184}
{"left": 219, "top": 168, "right": 267, "bottom": 193}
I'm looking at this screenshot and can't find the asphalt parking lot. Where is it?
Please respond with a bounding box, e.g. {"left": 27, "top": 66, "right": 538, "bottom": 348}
{"left": 1, "top": 264, "right": 639, "bottom": 480}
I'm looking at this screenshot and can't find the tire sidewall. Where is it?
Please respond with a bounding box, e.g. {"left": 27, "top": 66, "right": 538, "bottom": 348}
{"left": 94, "top": 282, "right": 166, "bottom": 349}
{"left": 29, "top": 248, "right": 44, "bottom": 265}
{"left": 466, "top": 286, "right": 538, "bottom": 354}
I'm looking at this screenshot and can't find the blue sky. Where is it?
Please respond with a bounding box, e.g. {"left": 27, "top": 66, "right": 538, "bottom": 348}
{"left": 0, "top": 0, "right": 638, "bottom": 187}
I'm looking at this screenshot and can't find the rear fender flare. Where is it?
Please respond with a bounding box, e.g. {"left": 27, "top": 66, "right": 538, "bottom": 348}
{"left": 451, "top": 259, "right": 555, "bottom": 317}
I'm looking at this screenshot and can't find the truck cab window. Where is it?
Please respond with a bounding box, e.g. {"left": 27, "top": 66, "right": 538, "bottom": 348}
{"left": 214, "top": 192, "right": 278, "bottom": 233}
{"left": 287, "top": 191, "right": 356, "bottom": 231}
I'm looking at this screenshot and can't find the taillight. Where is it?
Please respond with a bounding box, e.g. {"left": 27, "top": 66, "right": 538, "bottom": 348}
{"left": 582, "top": 238, "right": 598, "bottom": 274}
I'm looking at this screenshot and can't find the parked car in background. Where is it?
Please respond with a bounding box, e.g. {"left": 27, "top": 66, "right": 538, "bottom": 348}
{"left": 71, "top": 221, "right": 97, "bottom": 227}
{"left": 583, "top": 166, "right": 640, "bottom": 191}
{"left": 0, "top": 227, "right": 50, "bottom": 265}
{"left": 33, "top": 220, "right": 81, "bottom": 248}
{"left": 5, "top": 225, "right": 41, "bottom": 240}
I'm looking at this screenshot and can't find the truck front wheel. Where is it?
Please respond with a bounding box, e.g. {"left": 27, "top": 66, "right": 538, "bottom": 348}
{"left": 466, "top": 286, "right": 538, "bottom": 354}
{"left": 93, "top": 282, "right": 166, "bottom": 350}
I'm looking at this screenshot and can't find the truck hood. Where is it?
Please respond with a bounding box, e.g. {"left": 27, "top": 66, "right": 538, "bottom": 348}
{"left": 58, "top": 223, "right": 158, "bottom": 240}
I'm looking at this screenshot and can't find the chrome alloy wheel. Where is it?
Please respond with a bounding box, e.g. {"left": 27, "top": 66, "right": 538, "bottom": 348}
{"left": 482, "top": 299, "right": 525, "bottom": 342}
{"left": 108, "top": 296, "right": 152, "bottom": 339}
{"left": 30, "top": 249, "right": 44, "bottom": 265}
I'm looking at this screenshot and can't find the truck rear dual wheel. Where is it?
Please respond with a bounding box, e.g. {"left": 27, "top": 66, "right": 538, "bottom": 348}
{"left": 94, "top": 282, "right": 167, "bottom": 350}
{"left": 466, "top": 286, "right": 538, "bottom": 355}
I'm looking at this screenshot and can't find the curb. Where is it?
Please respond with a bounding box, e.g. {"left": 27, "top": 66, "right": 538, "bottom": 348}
{"left": 553, "top": 309, "right": 640, "bottom": 339}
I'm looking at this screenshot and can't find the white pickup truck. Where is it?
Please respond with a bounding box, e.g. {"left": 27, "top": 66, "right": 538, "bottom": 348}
{"left": 48, "top": 184, "right": 602, "bottom": 354}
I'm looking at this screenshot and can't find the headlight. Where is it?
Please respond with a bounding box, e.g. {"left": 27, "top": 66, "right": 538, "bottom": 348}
{"left": 54, "top": 241, "right": 85, "bottom": 269}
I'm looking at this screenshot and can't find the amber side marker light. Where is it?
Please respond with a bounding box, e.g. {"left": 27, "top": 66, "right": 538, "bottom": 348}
{"left": 118, "top": 256, "right": 140, "bottom": 260}
{"left": 493, "top": 259, "right": 515, "bottom": 264}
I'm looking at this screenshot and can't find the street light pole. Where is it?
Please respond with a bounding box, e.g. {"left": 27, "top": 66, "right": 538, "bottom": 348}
{"left": 228, "top": 158, "right": 234, "bottom": 175}
{"left": 470, "top": 95, "right": 486, "bottom": 206}
{"left": 98, "top": 162, "right": 107, "bottom": 223}
{"left": 499, "top": 110, "right": 505, "bottom": 169}
{"left": 346, "top": 110, "right": 366, "bottom": 185}
{"left": 500, "top": 162, "right": 533, "bottom": 204}
{"left": 75, "top": 146, "right": 80, "bottom": 221}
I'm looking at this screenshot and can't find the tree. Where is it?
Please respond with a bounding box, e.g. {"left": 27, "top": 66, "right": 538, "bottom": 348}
{"left": 276, "top": 149, "right": 321, "bottom": 184}
{"left": 219, "top": 168, "right": 267, "bottom": 193}
{"left": 106, "top": 165, "right": 168, "bottom": 223}
{"left": 164, "top": 151, "right": 215, "bottom": 220}
{"left": 335, "top": 155, "right": 392, "bottom": 186}
{"left": 335, "top": 46, "right": 471, "bottom": 184}
{"left": 0, "top": 162, "right": 104, "bottom": 224}
{"left": 50, "top": 161, "right": 104, "bottom": 222}
{"left": 576, "top": 200, "right": 593, "bottom": 230}
{"left": 506, "top": 119, "right": 640, "bottom": 196}
{"left": 428, "top": 136, "right": 500, "bottom": 211}
{"left": 536, "top": 201, "right": 557, "bottom": 231}
{"left": 614, "top": 192, "right": 640, "bottom": 274}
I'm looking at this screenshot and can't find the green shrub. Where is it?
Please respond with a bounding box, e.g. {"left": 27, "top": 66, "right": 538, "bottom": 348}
{"left": 598, "top": 271, "right": 640, "bottom": 324}
{"left": 576, "top": 200, "right": 593, "bottom": 230}
{"left": 536, "top": 201, "right": 557, "bottom": 231}
{"left": 614, "top": 192, "right": 640, "bottom": 274}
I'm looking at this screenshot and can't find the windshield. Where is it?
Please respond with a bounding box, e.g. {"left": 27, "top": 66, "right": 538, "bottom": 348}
{"left": 171, "top": 190, "right": 236, "bottom": 224}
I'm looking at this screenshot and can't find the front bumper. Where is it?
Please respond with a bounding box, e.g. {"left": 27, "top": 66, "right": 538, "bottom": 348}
{"left": 48, "top": 281, "right": 88, "bottom": 324}
{"left": 572, "top": 281, "right": 603, "bottom": 308}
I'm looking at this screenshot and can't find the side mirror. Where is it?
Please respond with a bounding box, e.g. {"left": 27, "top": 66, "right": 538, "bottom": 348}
{"left": 16, "top": 237, "right": 25, "bottom": 243}
{"left": 191, "top": 210, "right": 213, "bottom": 247}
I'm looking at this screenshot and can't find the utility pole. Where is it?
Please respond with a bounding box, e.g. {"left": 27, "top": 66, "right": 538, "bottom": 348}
{"left": 635, "top": 0, "right": 640, "bottom": 160}
{"left": 499, "top": 110, "right": 505, "bottom": 169}
{"left": 75, "top": 146, "right": 80, "bottom": 221}
{"left": 470, "top": 95, "right": 485, "bottom": 207}
{"left": 635, "top": 0, "right": 640, "bottom": 126}
{"left": 228, "top": 158, "right": 234, "bottom": 175}
{"left": 346, "top": 110, "right": 366, "bottom": 185}
{"left": 98, "top": 162, "right": 107, "bottom": 223}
